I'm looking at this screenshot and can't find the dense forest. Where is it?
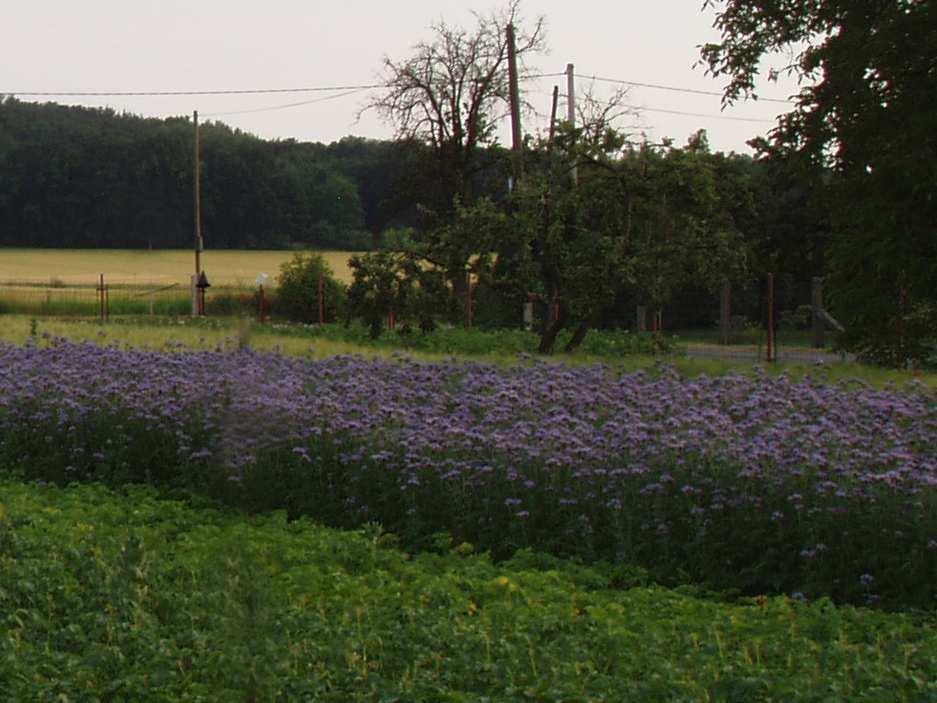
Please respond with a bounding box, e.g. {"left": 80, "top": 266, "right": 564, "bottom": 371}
{"left": 0, "top": 97, "right": 442, "bottom": 251}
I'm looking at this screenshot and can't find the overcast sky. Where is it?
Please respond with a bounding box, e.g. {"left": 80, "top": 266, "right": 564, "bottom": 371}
{"left": 2, "top": 1, "right": 800, "bottom": 153}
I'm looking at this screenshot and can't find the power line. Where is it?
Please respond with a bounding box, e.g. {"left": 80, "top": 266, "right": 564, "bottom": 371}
{"left": 4, "top": 73, "right": 566, "bottom": 98}
{"left": 3, "top": 83, "right": 383, "bottom": 97}
{"left": 575, "top": 73, "right": 796, "bottom": 105}
{"left": 525, "top": 72, "right": 567, "bottom": 80}
{"left": 529, "top": 90, "right": 777, "bottom": 124}
{"left": 638, "top": 106, "right": 775, "bottom": 123}
{"left": 203, "top": 88, "right": 370, "bottom": 117}
{"left": 188, "top": 75, "right": 567, "bottom": 118}
{"left": 3, "top": 70, "right": 780, "bottom": 125}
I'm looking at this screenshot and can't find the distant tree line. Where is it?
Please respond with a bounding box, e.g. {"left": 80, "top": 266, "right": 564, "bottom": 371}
{"left": 0, "top": 95, "right": 832, "bottom": 335}
{"left": 0, "top": 97, "right": 431, "bottom": 251}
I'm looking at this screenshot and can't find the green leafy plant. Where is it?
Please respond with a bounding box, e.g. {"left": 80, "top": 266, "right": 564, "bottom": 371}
{"left": 274, "top": 252, "right": 347, "bottom": 324}
{"left": 2, "top": 479, "right": 935, "bottom": 701}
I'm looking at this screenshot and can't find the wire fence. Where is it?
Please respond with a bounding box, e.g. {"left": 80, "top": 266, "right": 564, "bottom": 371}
{"left": 0, "top": 280, "right": 257, "bottom": 318}
{"left": 651, "top": 273, "right": 852, "bottom": 363}
{"left": 3, "top": 272, "right": 855, "bottom": 364}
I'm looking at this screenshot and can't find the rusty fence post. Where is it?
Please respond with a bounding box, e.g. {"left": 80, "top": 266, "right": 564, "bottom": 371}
{"left": 811, "top": 276, "right": 824, "bottom": 348}
{"left": 317, "top": 274, "right": 325, "bottom": 324}
{"left": 766, "top": 272, "right": 776, "bottom": 362}
{"left": 97, "top": 274, "right": 109, "bottom": 322}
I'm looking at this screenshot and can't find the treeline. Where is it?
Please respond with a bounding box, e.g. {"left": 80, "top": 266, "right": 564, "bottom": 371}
{"left": 0, "top": 98, "right": 437, "bottom": 250}
{"left": 0, "top": 97, "right": 835, "bottom": 330}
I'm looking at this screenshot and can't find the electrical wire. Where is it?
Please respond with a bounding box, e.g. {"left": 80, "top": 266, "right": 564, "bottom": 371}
{"left": 528, "top": 90, "right": 777, "bottom": 124}
{"left": 202, "top": 88, "right": 370, "bottom": 117}
{"left": 524, "top": 72, "right": 567, "bottom": 80}
{"left": 637, "top": 106, "right": 775, "bottom": 123}
{"left": 197, "top": 74, "right": 567, "bottom": 118}
{"left": 4, "top": 84, "right": 384, "bottom": 97}
{"left": 4, "top": 73, "right": 565, "bottom": 98}
{"left": 3, "top": 70, "right": 781, "bottom": 124}
{"left": 576, "top": 73, "right": 796, "bottom": 104}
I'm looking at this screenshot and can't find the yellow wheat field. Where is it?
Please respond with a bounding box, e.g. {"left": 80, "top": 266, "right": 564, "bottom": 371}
{"left": 0, "top": 249, "right": 357, "bottom": 287}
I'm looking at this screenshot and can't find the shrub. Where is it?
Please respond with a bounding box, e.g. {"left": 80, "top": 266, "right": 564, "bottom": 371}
{"left": 347, "top": 252, "right": 459, "bottom": 337}
{"left": 274, "top": 252, "right": 347, "bottom": 324}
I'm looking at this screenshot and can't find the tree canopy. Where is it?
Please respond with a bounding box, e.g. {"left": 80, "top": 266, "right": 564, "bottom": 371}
{"left": 701, "top": 0, "right": 937, "bottom": 364}
{"left": 0, "top": 99, "right": 380, "bottom": 251}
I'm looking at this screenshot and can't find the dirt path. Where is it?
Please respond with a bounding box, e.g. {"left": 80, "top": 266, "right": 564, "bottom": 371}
{"left": 685, "top": 343, "right": 854, "bottom": 365}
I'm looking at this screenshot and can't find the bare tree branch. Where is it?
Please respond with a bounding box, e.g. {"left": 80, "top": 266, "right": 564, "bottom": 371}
{"left": 362, "top": 2, "right": 546, "bottom": 207}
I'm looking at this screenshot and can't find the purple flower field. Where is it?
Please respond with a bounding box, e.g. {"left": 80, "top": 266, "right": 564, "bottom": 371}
{"left": 2, "top": 339, "right": 935, "bottom": 606}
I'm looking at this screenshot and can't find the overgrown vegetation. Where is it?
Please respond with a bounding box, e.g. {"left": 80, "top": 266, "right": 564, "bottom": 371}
{"left": 702, "top": 0, "right": 937, "bottom": 366}
{"left": 2, "top": 0, "right": 934, "bottom": 367}
{"left": 274, "top": 252, "right": 348, "bottom": 324}
{"left": 2, "top": 479, "right": 935, "bottom": 701}
{"left": 269, "top": 320, "right": 677, "bottom": 357}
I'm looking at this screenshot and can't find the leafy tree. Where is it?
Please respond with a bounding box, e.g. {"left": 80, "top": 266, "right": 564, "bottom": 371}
{"left": 365, "top": 0, "right": 545, "bottom": 310}
{"left": 324, "top": 137, "right": 429, "bottom": 247}
{"left": 701, "top": 0, "right": 937, "bottom": 365}
{"left": 0, "top": 99, "right": 372, "bottom": 252}
{"left": 347, "top": 252, "right": 459, "bottom": 337}
{"left": 505, "top": 116, "right": 750, "bottom": 353}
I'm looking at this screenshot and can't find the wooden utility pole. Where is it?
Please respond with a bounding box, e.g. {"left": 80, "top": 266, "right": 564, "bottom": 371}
{"left": 566, "top": 63, "right": 577, "bottom": 185}
{"left": 506, "top": 23, "right": 524, "bottom": 185}
{"left": 317, "top": 274, "right": 325, "bottom": 325}
{"left": 466, "top": 272, "right": 474, "bottom": 328}
{"left": 547, "top": 85, "right": 559, "bottom": 149}
{"left": 193, "top": 110, "right": 203, "bottom": 277}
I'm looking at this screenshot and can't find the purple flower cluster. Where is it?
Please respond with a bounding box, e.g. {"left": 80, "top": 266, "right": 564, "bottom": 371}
{"left": 2, "top": 339, "right": 934, "bottom": 498}
{"left": 1, "top": 339, "right": 935, "bottom": 604}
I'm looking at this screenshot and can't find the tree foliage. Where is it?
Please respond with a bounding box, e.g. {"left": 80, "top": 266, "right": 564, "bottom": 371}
{"left": 347, "top": 252, "right": 458, "bottom": 337}
{"left": 275, "top": 252, "right": 347, "bottom": 324}
{"left": 701, "top": 0, "right": 937, "bottom": 365}
{"left": 0, "top": 99, "right": 374, "bottom": 250}
{"left": 504, "top": 117, "right": 751, "bottom": 353}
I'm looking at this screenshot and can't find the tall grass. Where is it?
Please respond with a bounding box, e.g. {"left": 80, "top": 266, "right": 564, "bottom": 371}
{"left": 0, "top": 315, "right": 934, "bottom": 390}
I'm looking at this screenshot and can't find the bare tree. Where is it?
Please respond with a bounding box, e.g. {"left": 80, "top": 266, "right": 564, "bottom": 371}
{"left": 365, "top": 1, "right": 546, "bottom": 212}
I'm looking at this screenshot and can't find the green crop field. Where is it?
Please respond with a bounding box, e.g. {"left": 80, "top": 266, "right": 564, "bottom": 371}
{"left": 2, "top": 479, "right": 935, "bottom": 701}
{"left": 0, "top": 248, "right": 356, "bottom": 287}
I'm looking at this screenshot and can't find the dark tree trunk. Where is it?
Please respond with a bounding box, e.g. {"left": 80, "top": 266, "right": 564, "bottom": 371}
{"left": 538, "top": 305, "right": 568, "bottom": 354}
{"left": 563, "top": 317, "right": 594, "bottom": 353}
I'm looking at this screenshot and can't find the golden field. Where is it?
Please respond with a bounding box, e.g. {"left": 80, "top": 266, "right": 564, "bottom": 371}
{"left": 0, "top": 249, "right": 357, "bottom": 287}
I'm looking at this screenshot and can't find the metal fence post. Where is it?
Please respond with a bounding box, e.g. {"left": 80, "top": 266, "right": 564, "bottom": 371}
{"left": 767, "top": 272, "right": 776, "bottom": 362}
{"left": 812, "top": 276, "right": 824, "bottom": 348}
{"left": 317, "top": 274, "right": 324, "bottom": 324}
